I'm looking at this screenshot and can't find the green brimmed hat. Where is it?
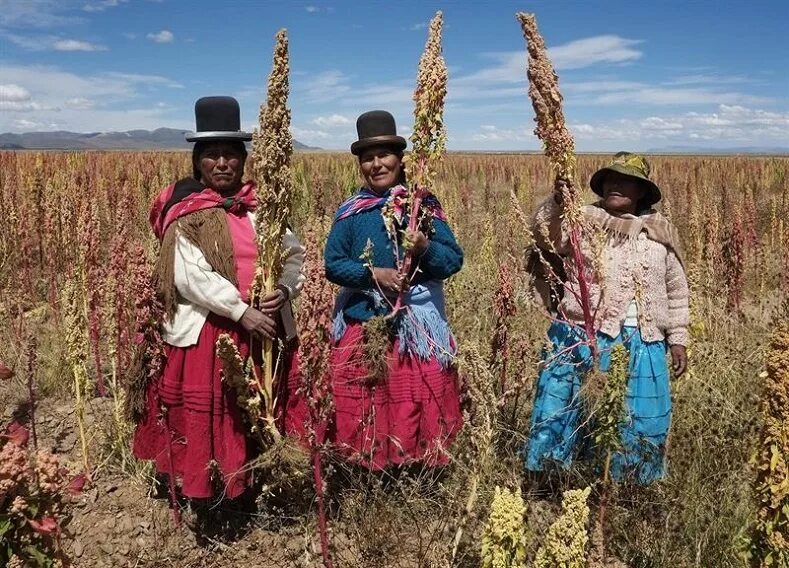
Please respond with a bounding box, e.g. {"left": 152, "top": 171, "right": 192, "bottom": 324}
{"left": 589, "top": 151, "right": 661, "bottom": 206}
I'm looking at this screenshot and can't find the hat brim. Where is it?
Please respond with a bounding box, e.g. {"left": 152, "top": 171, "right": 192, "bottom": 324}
{"left": 350, "top": 135, "right": 407, "bottom": 156}
{"left": 590, "top": 164, "right": 662, "bottom": 206}
{"left": 185, "top": 131, "right": 253, "bottom": 142}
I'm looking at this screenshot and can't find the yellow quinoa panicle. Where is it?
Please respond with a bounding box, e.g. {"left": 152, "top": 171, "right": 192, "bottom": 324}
{"left": 480, "top": 486, "right": 529, "bottom": 568}
{"left": 534, "top": 486, "right": 591, "bottom": 568}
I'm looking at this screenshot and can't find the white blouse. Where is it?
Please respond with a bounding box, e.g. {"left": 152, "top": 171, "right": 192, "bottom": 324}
{"left": 162, "top": 212, "right": 305, "bottom": 347}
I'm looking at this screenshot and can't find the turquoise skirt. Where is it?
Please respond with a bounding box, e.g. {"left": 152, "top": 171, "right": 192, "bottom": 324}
{"left": 523, "top": 321, "right": 671, "bottom": 484}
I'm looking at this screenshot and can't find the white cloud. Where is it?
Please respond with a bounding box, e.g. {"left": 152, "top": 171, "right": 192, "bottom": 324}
{"left": 0, "top": 0, "right": 78, "bottom": 28}
{"left": 587, "top": 86, "right": 771, "bottom": 106}
{"left": 5, "top": 34, "right": 107, "bottom": 51}
{"left": 0, "top": 64, "right": 187, "bottom": 131}
{"left": 453, "top": 34, "right": 643, "bottom": 94}
{"left": 103, "top": 72, "right": 183, "bottom": 88}
{"left": 64, "top": 97, "right": 95, "bottom": 110}
{"left": 410, "top": 22, "right": 427, "bottom": 31}
{"left": 4, "top": 34, "right": 53, "bottom": 51}
{"left": 296, "top": 70, "right": 352, "bottom": 102}
{"left": 471, "top": 124, "right": 533, "bottom": 143}
{"left": 564, "top": 80, "right": 646, "bottom": 93}
{"left": 549, "top": 36, "right": 643, "bottom": 70}
{"left": 53, "top": 39, "right": 107, "bottom": 51}
{"left": 291, "top": 126, "right": 330, "bottom": 142}
{"left": 146, "top": 30, "right": 174, "bottom": 43}
{"left": 460, "top": 104, "right": 789, "bottom": 151}
{"left": 11, "top": 118, "right": 56, "bottom": 130}
{"left": 569, "top": 105, "right": 789, "bottom": 147}
{"left": 663, "top": 74, "right": 754, "bottom": 86}
{"left": 0, "top": 100, "right": 52, "bottom": 112}
{"left": 311, "top": 113, "right": 351, "bottom": 128}
{"left": 305, "top": 5, "right": 320, "bottom": 12}
{"left": 0, "top": 84, "right": 32, "bottom": 101}
{"left": 639, "top": 117, "right": 683, "bottom": 131}
{"left": 83, "top": 0, "right": 127, "bottom": 12}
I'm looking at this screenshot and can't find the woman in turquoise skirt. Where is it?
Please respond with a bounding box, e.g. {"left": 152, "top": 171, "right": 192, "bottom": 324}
{"left": 524, "top": 152, "right": 689, "bottom": 484}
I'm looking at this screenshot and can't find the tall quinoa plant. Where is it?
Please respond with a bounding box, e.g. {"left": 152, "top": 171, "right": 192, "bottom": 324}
{"left": 394, "top": 11, "right": 448, "bottom": 314}
{"left": 747, "top": 305, "right": 789, "bottom": 566}
{"left": 249, "top": 28, "right": 294, "bottom": 440}
{"left": 516, "top": 12, "right": 597, "bottom": 354}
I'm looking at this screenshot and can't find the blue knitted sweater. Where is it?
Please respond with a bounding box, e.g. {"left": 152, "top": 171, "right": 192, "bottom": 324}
{"left": 324, "top": 203, "right": 463, "bottom": 323}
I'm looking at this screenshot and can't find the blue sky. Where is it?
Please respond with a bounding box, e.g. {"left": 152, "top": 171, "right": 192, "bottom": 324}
{"left": 1, "top": 0, "right": 787, "bottom": 151}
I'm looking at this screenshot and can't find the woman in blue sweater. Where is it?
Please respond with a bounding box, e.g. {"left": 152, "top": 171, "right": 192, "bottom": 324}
{"left": 286, "top": 110, "right": 463, "bottom": 469}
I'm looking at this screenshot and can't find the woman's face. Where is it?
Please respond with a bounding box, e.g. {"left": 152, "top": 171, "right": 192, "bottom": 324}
{"left": 198, "top": 142, "right": 245, "bottom": 193}
{"left": 359, "top": 146, "right": 402, "bottom": 193}
{"left": 602, "top": 171, "right": 645, "bottom": 214}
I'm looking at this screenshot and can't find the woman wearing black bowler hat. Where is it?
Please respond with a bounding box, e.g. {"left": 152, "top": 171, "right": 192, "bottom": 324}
{"left": 284, "top": 110, "right": 464, "bottom": 470}
{"left": 132, "top": 96, "right": 305, "bottom": 503}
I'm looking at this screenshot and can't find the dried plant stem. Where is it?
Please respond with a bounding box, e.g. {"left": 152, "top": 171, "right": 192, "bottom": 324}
{"left": 517, "top": 12, "right": 597, "bottom": 355}
{"left": 296, "top": 230, "right": 335, "bottom": 567}
{"left": 451, "top": 343, "right": 496, "bottom": 561}
{"left": 250, "top": 28, "right": 294, "bottom": 441}
{"left": 65, "top": 275, "right": 91, "bottom": 474}
{"left": 25, "top": 332, "right": 38, "bottom": 451}
{"left": 394, "top": 11, "right": 448, "bottom": 315}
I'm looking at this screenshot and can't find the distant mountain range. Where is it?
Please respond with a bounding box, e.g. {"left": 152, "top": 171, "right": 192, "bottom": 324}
{"left": 0, "top": 127, "right": 320, "bottom": 151}
{"left": 646, "top": 145, "right": 789, "bottom": 155}
{"left": 1, "top": 129, "right": 784, "bottom": 155}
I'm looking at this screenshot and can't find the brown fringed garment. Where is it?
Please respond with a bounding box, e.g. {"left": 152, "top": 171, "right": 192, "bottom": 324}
{"left": 155, "top": 207, "right": 239, "bottom": 321}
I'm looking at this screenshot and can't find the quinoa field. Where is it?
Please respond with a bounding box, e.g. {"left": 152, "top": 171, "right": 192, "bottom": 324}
{"left": 1, "top": 150, "right": 788, "bottom": 567}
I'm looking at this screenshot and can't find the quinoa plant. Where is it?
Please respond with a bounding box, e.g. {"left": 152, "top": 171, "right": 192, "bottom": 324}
{"left": 249, "top": 28, "right": 294, "bottom": 442}
{"left": 296, "top": 228, "right": 336, "bottom": 568}
{"left": 480, "top": 486, "right": 529, "bottom": 568}
{"left": 533, "top": 487, "right": 591, "bottom": 568}
{"left": 747, "top": 305, "right": 789, "bottom": 567}
{"left": 393, "top": 10, "right": 448, "bottom": 315}
{"left": 516, "top": 12, "right": 597, "bottom": 354}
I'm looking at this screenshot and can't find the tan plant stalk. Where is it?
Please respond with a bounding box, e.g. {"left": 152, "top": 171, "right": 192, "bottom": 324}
{"left": 747, "top": 304, "right": 789, "bottom": 566}
{"left": 404, "top": 10, "right": 448, "bottom": 190}
{"left": 451, "top": 342, "right": 496, "bottom": 561}
{"left": 593, "top": 343, "right": 630, "bottom": 483}
{"left": 217, "top": 334, "right": 263, "bottom": 446}
{"left": 249, "top": 28, "right": 294, "bottom": 440}
{"left": 515, "top": 14, "right": 575, "bottom": 188}
{"left": 63, "top": 276, "right": 91, "bottom": 474}
{"left": 394, "top": 10, "right": 448, "bottom": 314}
{"left": 516, "top": 12, "right": 596, "bottom": 354}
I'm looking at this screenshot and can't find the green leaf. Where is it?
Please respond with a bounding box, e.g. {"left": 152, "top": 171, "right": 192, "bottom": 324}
{"left": 0, "top": 517, "right": 12, "bottom": 538}
{"left": 24, "top": 545, "right": 51, "bottom": 567}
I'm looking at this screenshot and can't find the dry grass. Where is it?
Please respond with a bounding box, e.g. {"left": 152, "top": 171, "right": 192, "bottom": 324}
{"left": 0, "top": 151, "right": 787, "bottom": 566}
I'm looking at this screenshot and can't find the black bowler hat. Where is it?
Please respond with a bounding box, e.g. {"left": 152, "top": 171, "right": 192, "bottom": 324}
{"left": 185, "top": 96, "right": 252, "bottom": 142}
{"left": 350, "top": 110, "right": 407, "bottom": 155}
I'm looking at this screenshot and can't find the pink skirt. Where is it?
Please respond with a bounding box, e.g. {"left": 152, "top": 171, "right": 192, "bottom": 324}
{"left": 283, "top": 322, "right": 463, "bottom": 469}
{"left": 133, "top": 313, "right": 252, "bottom": 499}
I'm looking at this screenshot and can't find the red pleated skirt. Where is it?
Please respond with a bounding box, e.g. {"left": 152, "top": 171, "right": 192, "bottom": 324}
{"left": 282, "top": 322, "right": 463, "bottom": 470}
{"left": 133, "top": 313, "right": 252, "bottom": 499}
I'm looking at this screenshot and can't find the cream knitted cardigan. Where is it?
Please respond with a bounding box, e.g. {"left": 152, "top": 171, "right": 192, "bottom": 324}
{"left": 533, "top": 197, "right": 690, "bottom": 346}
